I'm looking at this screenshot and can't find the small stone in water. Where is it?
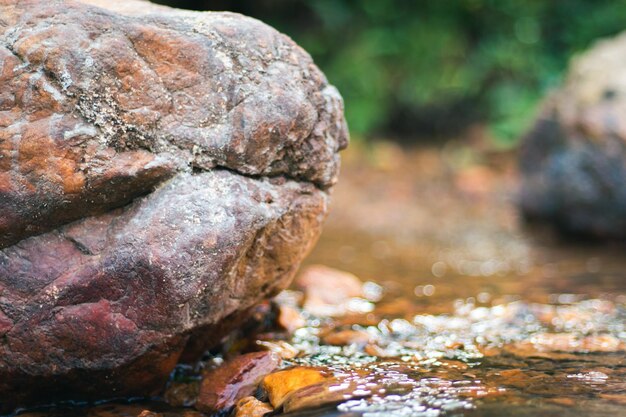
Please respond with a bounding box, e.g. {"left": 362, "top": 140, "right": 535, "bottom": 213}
{"left": 281, "top": 379, "right": 370, "bottom": 413}
{"left": 364, "top": 343, "right": 389, "bottom": 357}
{"left": 374, "top": 297, "right": 416, "bottom": 317}
{"left": 322, "top": 329, "right": 373, "bottom": 346}
{"left": 262, "top": 367, "right": 329, "bottom": 407}
{"left": 196, "top": 351, "right": 281, "bottom": 413}
{"left": 510, "top": 333, "right": 625, "bottom": 356}
{"left": 599, "top": 393, "right": 626, "bottom": 405}
{"left": 256, "top": 340, "right": 300, "bottom": 359}
{"left": 277, "top": 305, "right": 306, "bottom": 334}
{"left": 164, "top": 381, "right": 200, "bottom": 407}
{"left": 273, "top": 290, "right": 305, "bottom": 308}
{"left": 362, "top": 281, "right": 384, "bottom": 302}
{"left": 234, "top": 396, "right": 274, "bottom": 417}
{"left": 296, "top": 265, "right": 364, "bottom": 316}
{"left": 547, "top": 397, "right": 577, "bottom": 407}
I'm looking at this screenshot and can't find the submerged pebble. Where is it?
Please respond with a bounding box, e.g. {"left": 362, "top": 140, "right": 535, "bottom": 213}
{"left": 277, "top": 305, "right": 307, "bottom": 334}
{"left": 260, "top": 291, "right": 626, "bottom": 416}
{"left": 281, "top": 379, "right": 369, "bottom": 413}
{"left": 296, "top": 265, "right": 366, "bottom": 317}
{"left": 262, "top": 367, "right": 330, "bottom": 408}
{"left": 322, "top": 329, "right": 374, "bottom": 346}
{"left": 164, "top": 382, "right": 200, "bottom": 408}
{"left": 195, "top": 351, "right": 281, "bottom": 413}
{"left": 233, "top": 396, "right": 274, "bottom": 417}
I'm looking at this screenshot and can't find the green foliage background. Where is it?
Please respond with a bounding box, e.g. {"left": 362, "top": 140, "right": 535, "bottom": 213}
{"left": 157, "top": 0, "right": 626, "bottom": 145}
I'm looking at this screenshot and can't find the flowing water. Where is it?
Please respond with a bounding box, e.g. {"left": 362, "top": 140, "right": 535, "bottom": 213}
{"left": 284, "top": 141, "right": 626, "bottom": 417}
{"left": 15, "top": 141, "right": 626, "bottom": 416}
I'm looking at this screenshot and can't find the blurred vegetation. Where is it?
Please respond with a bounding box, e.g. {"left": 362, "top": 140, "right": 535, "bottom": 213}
{"left": 155, "top": 0, "right": 626, "bottom": 145}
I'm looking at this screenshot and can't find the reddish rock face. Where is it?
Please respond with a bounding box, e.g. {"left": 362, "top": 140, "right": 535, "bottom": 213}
{"left": 0, "top": 0, "right": 347, "bottom": 412}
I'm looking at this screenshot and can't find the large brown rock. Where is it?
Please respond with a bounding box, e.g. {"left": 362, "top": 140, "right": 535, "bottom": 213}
{"left": 519, "top": 33, "right": 626, "bottom": 238}
{"left": 0, "top": 0, "right": 347, "bottom": 412}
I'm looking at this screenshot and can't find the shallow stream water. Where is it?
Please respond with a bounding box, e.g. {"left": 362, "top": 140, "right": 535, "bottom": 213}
{"left": 16, "top": 142, "right": 626, "bottom": 416}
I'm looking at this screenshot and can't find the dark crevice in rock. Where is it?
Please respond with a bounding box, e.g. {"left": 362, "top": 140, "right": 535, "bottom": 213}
{"left": 63, "top": 234, "right": 94, "bottom": 256}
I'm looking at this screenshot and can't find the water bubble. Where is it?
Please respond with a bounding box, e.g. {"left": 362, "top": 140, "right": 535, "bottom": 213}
{"left": 477, "top": 292, "right": 491, "bottom": 303}
{"left": 423, "top": 285, "right": 436, "bottom": 296}
{"left": 363, "top": 281, "right": 384, "bottom": 302}
{"left": 431, "top": 261, "right": 447, "bottom": 278}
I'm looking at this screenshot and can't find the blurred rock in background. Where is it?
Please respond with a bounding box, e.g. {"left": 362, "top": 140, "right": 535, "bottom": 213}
{"left": 520, "top": 32, "right": 626, "bottom": 239}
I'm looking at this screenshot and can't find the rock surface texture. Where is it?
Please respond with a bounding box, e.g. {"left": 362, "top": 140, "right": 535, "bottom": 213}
{"left": 520, "top": 33, "right": 626, "bottom": 238}
{"left": 0, "top": 0, "right": 347, "bottom": 411}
